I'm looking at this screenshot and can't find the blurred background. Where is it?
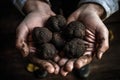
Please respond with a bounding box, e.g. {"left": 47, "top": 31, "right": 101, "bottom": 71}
{"left": 0, "top": 1, "right": 120, "bottom": 80}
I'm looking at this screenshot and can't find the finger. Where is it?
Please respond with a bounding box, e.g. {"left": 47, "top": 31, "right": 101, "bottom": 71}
{"left": 67, "top": 10, "right": 80, "bottom": 24}
{"left": 29, "top": 41, "right": 36, "bottom": 54}
{"left": 82, "top": 40, "right": 94, "bottom": 49}
{"left": 84, "top": 43, "right": 94, "bottom": 56}
{"left": 64, "top": 59, "right": 75, "bottom": 72}
{"left": 96, "top": 31, "right": 109, "bottom": 59}
{"left": 28, "top": 35, "right": 37, "bottom": 53}
{"left": 58, "top": 58, "right": 68, "bottom": 67}
{"left": 85, "top": 29, "right": 95, "bottom": 43}
{"left": 29, "top": 55, "right": 55, "bottom": 74}
{"left": 16, "top": 22, "right": 29, "bottom": 57}
{"left": 82, "top": 40, "right": 95, "bottom": 55}
{"left": 53, "top": 63, "right": 60, "bottom": 75}
{"left": 74, "top": 55, "right": 92, "bottom": 69}
{"left": 60, "top": 67, "right": 69, "bottom": 77}
{"left": 79, "top": 13, "right": 109, "bottom": 59}
{"left": 67, "top": 16, "right": 76, "bottom": 24}
{"left": 53, "top": 55, "right": 61, "bottom": 63}
{"left": 48, "top": 60, "right": 60, "bottom": 75}
{"left": 96, "top": 20, "right": 109, "bottom": 59}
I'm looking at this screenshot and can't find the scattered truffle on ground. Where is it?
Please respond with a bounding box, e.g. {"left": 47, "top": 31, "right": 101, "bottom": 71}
{"left": 46, "top": 15, "right": 66, "bottom": 32}
{"left": 63, "top": 38, "right": 86, "bottom": 59}
{"left": 64, "top": 21, "right": 85, "bottom": 40}
{"left": 32, "top": 27, "right": 52, "bottom": 44}
{"left": 36, "top": 43, "right": 58, "bottom": 60}
{"left": 51, "top": 33, "right": 65, "bottom": 50}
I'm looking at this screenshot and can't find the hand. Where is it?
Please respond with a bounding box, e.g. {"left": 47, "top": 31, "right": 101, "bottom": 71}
{"left": 16, "top": 0, "right": 60, "bottom": 74}
{"left": 58, "top": 3, "right": 109, "bottom": 76}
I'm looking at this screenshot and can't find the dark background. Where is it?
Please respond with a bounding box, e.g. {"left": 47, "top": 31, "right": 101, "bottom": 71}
{"left": 0, "top": 1, "right": 120, "bottom": 80}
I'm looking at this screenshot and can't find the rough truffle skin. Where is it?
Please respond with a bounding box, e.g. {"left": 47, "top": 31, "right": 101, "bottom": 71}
{"left": 36, "top": 43, "right": 58, "bottom": 60}
{"left": 52, "top": 33, "right": 65, "bottom": 50}
{"left": 64, "top": 21, "right": 85, "bottom": 40}
{"left": 63, "top": 38, "right": 86, "bottom": 59}
{"left": 46, "top": 15, "right": 66, "bottom": 32}
{"left": 32, "top": 27, "right": 52, "bottom": 44}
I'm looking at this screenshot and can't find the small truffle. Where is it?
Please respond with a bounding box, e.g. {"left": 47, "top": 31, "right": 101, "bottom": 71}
{"left": 46, "top": 15, "right": 66, "bottom": 32}
{"left": 63, "top": 38, "right": 86, "bottom": 59}
{"left": 64, "top": 21, "right": 85, "bottom": 40}
{"left": 51, "top": 33, "right": 65, "bottom": 50}
{"left": 36, "top": 43, "right": 58, "bottom": 60}
{"left": 32, "top": 27, "right": 52, "bottom": 44}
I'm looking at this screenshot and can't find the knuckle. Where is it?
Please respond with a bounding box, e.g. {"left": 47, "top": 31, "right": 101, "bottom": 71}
{"left": 47, "top": 66, "right": 54, "bottom": 73}
{"left": 65, "top": 65, "right": 72, "bottom": 72}
{"left": 58, "top": 59, "right": 68, "bottom": 66}
{"left": 74, "top": 61, "right": 81, "bottom": 69}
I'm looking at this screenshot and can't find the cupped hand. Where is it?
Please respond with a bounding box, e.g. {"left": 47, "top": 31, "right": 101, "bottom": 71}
{"left": 59, "top": 3, "right": 109, "bottom": 76}
{"left": 16, "top": 10, "right": 55, "bottom": 57}
{"left": 15, "top": 1, "right": 60, "bottom": 74}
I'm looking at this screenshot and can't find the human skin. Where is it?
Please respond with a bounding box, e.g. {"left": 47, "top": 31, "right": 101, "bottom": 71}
{"left": 16, "top": 0, "right": 60, "bottom": 74}
{"left": 16, "top": 0, "right": 109, "bottom": 76}
{"left": 58, "top": 3, "right": 109, "bottom": 76}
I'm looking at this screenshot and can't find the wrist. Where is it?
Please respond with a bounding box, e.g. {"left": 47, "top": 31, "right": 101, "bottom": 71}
{"left": 79, "top": 3, "right": 105, "bottom": 18}
{"left": 23, "top": 0, "right": 51, "bottom": 14}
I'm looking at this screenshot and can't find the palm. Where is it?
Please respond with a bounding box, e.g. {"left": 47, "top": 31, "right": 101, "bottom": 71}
{"left": 59, "top": 5, "right": 109, "bottom": 76}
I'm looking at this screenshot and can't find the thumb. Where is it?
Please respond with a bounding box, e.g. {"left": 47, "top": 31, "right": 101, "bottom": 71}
{"left": 16, "top": 22, "right": 29, "bottom": 57}
{"left": 67, "top": 16, "right": 77, "bottom": 24}
{"left": 67, "top": 10, "right": 81, "bottom": 24}
{"left": 96, "top": 18, "right": 109, "bottom": 60}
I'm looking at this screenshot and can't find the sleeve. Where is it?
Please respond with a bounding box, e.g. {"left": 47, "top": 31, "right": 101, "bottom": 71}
{"left": 12, "top": 0, "right": 27, "bottom": 15}
{"left": 78, "top": 0, "right": 119, "bottom": 19}
{"left": 12, "top": 0, "right": 51, "bottom": 15}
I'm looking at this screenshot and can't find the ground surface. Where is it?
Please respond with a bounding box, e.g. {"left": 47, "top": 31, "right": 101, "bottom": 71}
{"left": 0, "top": 1, "right": 120, "bottom": 80}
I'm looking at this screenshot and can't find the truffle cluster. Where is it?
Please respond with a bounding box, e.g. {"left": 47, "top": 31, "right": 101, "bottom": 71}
{"left": 63, "top": 21, "right": 86, "bottom": 59}
{"left": 32, "top": 15, "right": 86, "bottom": 60}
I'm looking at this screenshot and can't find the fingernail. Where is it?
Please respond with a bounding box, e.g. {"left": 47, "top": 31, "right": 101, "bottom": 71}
{"left": 61, "top": 67, "right": 68, "bottom": 76}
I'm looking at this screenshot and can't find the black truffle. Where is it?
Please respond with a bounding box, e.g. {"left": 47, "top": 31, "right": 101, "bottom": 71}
{"left": 51, "top": 33, "right": 65, "bottom": 50}
{"left": 64, "top": 21, "right": 85, "bottom": 40}
{"left": 63, "top": 38, "right": 86, "bottom": 59}
{"left": 36, "top": 43, "right": 58, "bottom": 60}
{"left": 46, "top": 15, "right": 66, "bottom": 32}
{"left": 32, "top": 27, "right": 52, "bottom": 44}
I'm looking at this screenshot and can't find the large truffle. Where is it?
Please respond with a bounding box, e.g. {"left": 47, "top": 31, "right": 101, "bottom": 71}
{"left": 46, "top": 15, "right": 66, "bottom": 32}
{"left": 51, "top": 33, "right": 65, "bottom": 50}
{"left": 64, "top": 21, "right": 85, "bottom": 40}
{"left": 63, "top": 38, "right": 86, "bottom": 59}
{"left": 32, "top": 27, "right": 52, "bottom": 44}
{"left": 36, "top": 43, "right": 58, "bottom": 60}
